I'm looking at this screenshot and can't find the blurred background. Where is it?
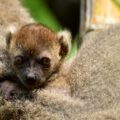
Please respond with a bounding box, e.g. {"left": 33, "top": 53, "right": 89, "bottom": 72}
{"left": 21, "top": 0, "right": 79, "bottom": 58}
{"left": 21, "top": 0, "right": 120, "bottom": 58}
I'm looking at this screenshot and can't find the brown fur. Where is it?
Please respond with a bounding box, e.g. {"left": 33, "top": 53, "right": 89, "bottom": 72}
{"left": 12, "top": 23, "right": 57, "bottom": 51}
{"left": 10, "top": 23, "right": 58, "bottom": 57}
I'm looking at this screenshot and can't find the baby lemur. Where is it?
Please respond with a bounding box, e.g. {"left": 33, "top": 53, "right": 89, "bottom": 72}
{"left": 0, "top": 0, "right": 71, "bottom": 99}
{"left": 0, "top": 23, "right": 71, "bottom": 99}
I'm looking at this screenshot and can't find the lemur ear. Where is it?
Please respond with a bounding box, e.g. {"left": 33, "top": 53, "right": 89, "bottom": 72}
{"left": 6, "top": 26, "right": 17, "bottom": 49}
{"left": 57, "top": 30, "right": 72, "bottom": 58}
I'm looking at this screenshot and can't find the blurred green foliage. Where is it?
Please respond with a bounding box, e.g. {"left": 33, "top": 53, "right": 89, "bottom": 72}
{"left": 22, "top": 0, "right": 61, "bottom": 31}
{"left": 113, "top": 0, "right": 120, "bottom": 6}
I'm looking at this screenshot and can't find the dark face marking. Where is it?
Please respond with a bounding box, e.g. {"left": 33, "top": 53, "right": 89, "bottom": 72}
{"left": 12, "top": 51, "right": 54, "bottom": 89}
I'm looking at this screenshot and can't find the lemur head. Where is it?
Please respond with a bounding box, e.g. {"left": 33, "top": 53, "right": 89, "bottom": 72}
{"left": 6, "top": 23, "right": 71, "bottom": 89}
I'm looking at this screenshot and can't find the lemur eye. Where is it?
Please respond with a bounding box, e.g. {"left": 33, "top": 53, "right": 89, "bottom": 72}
{"left": 14, "top": 56, "right": 24, "bottom": 65}
{"left": 37, "top": 57, "right": 50, "bottom": 68}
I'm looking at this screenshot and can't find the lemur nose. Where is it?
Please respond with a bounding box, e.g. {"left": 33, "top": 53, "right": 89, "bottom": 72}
{"left": 26, "top": 74, "right": 36, "bottom": 85}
